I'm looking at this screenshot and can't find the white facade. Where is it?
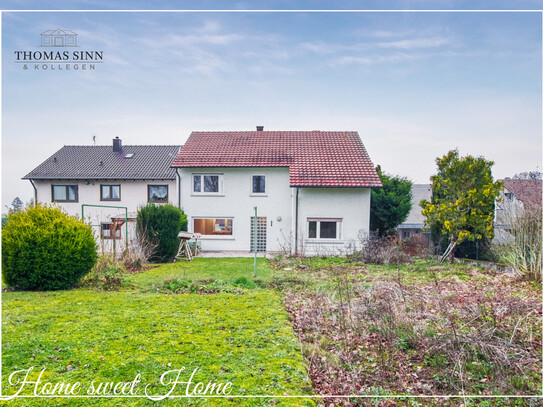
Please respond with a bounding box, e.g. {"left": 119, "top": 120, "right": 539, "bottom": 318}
{"left": 297, "top": 187, "right": 371, "bottom": 256}
{"left": 33, "top": 179, "right": 177, "bottom": 252}
{"left": 494, "top": 187, "right": 524, "bottom": 244}
{"left": 179, "top": 167, "right": 371, "bottom": 255}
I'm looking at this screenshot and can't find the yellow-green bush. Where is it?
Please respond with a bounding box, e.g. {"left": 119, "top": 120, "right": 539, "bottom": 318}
{"left": 2, "top": 204, "right": 97, "bottom": 290}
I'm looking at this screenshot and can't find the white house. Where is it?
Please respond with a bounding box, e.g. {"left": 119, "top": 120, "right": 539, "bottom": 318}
{"left": 171, "top": 128, "right": 382, "bottom": 255}
{"left": 23, "top": 138, "right": 181, "bottom": 252}
{"left": 396, "top": 184, "right": 432, "bottom": 246}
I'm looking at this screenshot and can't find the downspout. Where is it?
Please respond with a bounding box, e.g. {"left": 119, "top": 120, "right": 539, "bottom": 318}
{"left": 28, "top": 179, "right": 38, "bottom": 204}
{"left": 294, "top": 187, "right": 299, "bottom": 256}
{"left": 175, "top": 168, "right": 182, "bottom": 209}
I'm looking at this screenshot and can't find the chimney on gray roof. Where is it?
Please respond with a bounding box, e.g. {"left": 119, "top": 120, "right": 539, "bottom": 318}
{"left": 113, "top": 137, "right": 122, "bottom": 152}
{"left": 256, "top": 126, "right": 264, "bottom": 131}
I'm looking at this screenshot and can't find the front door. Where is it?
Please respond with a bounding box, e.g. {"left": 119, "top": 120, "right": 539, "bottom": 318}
{"left": 250, "top": 216, "right": 267, "bottom": 253}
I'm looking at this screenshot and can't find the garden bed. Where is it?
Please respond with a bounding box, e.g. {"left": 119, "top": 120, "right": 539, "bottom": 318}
{"left": 270, "top": 256, "right": 542, "bottom": 406}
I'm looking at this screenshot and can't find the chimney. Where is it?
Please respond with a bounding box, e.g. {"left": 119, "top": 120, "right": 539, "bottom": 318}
{"left": 256, "top": 126, "right": 264, "bottom": 131}
{"left": 113, "top": 137, "right": 122, "bottom": 152}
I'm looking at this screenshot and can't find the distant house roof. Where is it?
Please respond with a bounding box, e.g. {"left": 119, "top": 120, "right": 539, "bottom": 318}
{"left": 23, "top": 145, "right": 181, "bottom": 181}
{"left": 172, "top": 131, "right": 382, "bottom": 187}
{"left": 397, "top": 184, "right": 432, "bottom": 229}
{"left": 41, "top": 29, "right": 77, "bottom": 36}
{"left": 503, "top": 179, "right": 542, "bottom": 210}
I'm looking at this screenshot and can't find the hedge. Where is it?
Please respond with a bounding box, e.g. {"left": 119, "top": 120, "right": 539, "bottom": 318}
{"left": 137, "top": 203, "right": 187, "bottom": 262}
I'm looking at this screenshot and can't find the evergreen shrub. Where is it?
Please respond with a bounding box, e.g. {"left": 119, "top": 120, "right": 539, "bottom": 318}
{"left": 137, "top": 203, "right": 187, "bottom": 262}
{"left": 2, "top": 204, "right": 98, "bottom": 290}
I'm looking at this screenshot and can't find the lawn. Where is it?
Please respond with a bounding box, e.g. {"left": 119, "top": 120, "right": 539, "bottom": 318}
{"left": 126, "top": 257, "right": 274, "bottom": 292}
{"left": 2, "top": 258, "right": 314, "bottom": 406}
{"left": 3, "top": 256, "right": 541, "bottom": 406}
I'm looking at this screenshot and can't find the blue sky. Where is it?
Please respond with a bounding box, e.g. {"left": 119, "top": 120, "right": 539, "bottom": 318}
{"left": 2, "top": 5, "right": 542, "bottom": 209}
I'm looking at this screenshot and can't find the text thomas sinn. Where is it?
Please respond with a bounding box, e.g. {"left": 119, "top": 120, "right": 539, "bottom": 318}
{"left": 14, "top": 50, "right": 103, "bottom": 71}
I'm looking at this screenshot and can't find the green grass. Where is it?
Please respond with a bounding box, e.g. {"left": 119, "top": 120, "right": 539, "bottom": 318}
{"left": 127, "top": 258, "right": 274, "bottom": 291}
{"left": 6, "top": 255, "right": 537, "bottom": 404}
{"left": 2, "top": 258, "right": 314, "bottom": 406}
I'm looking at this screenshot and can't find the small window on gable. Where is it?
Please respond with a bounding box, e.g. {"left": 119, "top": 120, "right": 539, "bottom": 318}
{"left": 307, "top": 218, "right": 342, "bottom": 240}
{"left": 252, "top": 175, "right": 266, "bottom": 194}
{"left": 193, "top": 174, "right": 223, "bottom": 194}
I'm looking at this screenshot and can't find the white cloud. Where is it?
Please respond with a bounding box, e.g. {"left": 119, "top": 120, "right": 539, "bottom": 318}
{"left": 154, "top": 32, "right": 244, "bottom": 48}
{"left": 377, "top": 37, "right": 451, "bottom": 49}
{"left": 330, "top": 52, "right": 421, "bottom": 66}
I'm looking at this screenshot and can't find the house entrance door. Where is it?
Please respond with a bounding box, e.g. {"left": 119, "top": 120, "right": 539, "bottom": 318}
{"left": 250, "top": 217, "right": 267, "bottom": 252}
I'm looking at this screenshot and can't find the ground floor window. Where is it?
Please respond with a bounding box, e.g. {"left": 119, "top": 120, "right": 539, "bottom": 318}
{"left": 101, "top": 223, "right": 121, "bottom": 239}
{"left": 194, "top": 218, "right": 233, "bottom": 236}
{"left": 307, "top": 218, "right": 342, "bottom": 240}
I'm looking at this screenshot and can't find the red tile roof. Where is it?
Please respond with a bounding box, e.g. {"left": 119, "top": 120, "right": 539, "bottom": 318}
{"left": 172, "top": 131, "right": 382, "bottom": 187}
{"left": 503, "top": 179, "right": 542, "bottom": 210}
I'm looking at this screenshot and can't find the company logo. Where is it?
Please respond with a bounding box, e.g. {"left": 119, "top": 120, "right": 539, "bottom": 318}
{"left": 14, "top": 29, "right": 104, "bottom": 71}
{"left": 40, "top": 29, "right": 78, "bottom": 47}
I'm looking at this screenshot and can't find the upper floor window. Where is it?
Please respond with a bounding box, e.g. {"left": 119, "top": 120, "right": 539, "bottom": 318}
{"left": 193, "top": 174, "right": 223, "bottom": 194}
{"left": 148, "top": 185, "right": 169, "bottom": 203}
{"left": 101, "top": 184, "right": 121, "bottom": 201}
{"left": 252, "top": 175, "right": 266, "bottom": 194}
{"left": 308, "top": 218, "right": 342, "bottom": 240}
{"left": 52, "top": 185, "right": 78, "bottom": 202}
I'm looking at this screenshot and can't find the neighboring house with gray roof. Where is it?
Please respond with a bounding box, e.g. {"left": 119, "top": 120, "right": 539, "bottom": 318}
{"left": 23, "top": 137, "right": 181, "bottom": 252}
{"left": 494, "top": 178, "right": 542, "bottom": 244}
{"left": 396, "top": 184, "right": 432, "bottom": 246}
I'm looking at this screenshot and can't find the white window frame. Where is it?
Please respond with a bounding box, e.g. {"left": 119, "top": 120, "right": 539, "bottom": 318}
{"left": 192, "top": 174, "right": 224, "bottom": 195}
{"left": 192, "top": 217, "right": 234, "bottom": 239}
{"left": 307, "top": 218, "right": 342, "bottom": 240}
{"left": 250, "top": 174, "right": 267, "bottom": 196}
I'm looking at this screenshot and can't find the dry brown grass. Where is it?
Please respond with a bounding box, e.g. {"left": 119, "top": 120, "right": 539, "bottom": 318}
{"left": 274, "top": 257, "right": 542, "bottom": 405}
